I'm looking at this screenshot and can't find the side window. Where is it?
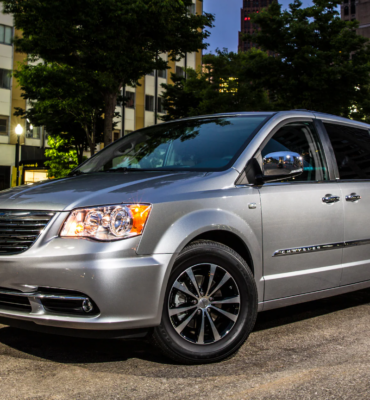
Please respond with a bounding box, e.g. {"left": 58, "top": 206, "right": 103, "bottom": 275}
{"left": 324, "top": 123, "right": 370, "bottom": 180}
{"left": 261, "top": 122, "right": 328, "bottom": 182}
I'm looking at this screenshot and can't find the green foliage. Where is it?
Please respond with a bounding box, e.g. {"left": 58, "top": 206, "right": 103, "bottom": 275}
{"left": 44, "top": 135, "right": 79, "bottom": 179}
{"left": 14, "top": 62, "right": 107, "bottom": 160}
{"left": 3, "top": 0, "right": 214, "bottom": 145}
{"left": 163, "top": 0, "right": 370, "bottom": 120}
{"left": 161, "top": 48, "right": 271, "bottom": 120}
{"left": 243, "top": 0, "right": 370, "bottom": 117}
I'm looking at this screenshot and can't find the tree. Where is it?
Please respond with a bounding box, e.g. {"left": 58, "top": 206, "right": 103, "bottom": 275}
{"left": 13, "top": 62, "right": 107, "bottom": 159}
{"left": 161, "top": 48, "right": 271, "bottom": 120}
{"left": 44, "top": 134, "right": 79, "bottom": 179}
{"left": 3, "top": 0, "right": 214, "bottom": 146}
{"left": 243, "top": 0, "right": 370, "bottom": 117}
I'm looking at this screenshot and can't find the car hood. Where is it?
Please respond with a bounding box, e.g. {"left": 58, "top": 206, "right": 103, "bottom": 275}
{"left": 0, "top": 171, "right": 229, "bottom": 211}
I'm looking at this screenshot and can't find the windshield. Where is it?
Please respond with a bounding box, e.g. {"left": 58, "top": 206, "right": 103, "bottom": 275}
{"left": 75, "top": 116, "right": 269, "bottom": 174}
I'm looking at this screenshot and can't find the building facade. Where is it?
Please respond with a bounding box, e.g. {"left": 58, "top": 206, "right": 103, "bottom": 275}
{"left": 341, "top": 0, "right": 370, "bottom": 40}
{"left": 0, "top": 7, "right": 47, "bottom": 191}
{"left": 238, "top": 0, "right": 276, "bottom": 53}
{"left": 0, "top": 0, "right": 203, "bottom": 190}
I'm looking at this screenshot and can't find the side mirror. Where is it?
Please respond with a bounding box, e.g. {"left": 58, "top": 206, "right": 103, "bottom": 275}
{"left": 235, "top": 152, "right": 304, "bottom": 186}
{"left": 262, "top": 151, "right": 303, "bottom": 182}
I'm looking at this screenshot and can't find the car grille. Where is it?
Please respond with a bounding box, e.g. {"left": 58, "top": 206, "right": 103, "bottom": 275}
{"left": 0, "top": 211, "right": 55, "bottom": 256}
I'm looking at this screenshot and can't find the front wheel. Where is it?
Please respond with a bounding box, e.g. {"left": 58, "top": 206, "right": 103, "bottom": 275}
{"left": 152, "top": 240, "right": 258, "bottom": 364}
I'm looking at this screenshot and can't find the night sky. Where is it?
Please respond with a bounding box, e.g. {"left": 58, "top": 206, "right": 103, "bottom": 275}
{"left": 203, "top": 0, "right": 315, "bottom": 53}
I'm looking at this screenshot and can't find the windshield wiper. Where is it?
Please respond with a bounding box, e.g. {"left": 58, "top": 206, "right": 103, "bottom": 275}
{"left": 68, "top": 170, "right": 87, "bottom": 177}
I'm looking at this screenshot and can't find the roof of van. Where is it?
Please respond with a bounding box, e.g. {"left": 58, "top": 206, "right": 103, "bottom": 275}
{"left": 207, "top": 110, "right": 370, "bottom": 130}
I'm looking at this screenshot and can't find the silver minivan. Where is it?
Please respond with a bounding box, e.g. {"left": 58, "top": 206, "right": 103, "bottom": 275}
{"left": 0, "top": 110, "right": 369, "bottom": 364}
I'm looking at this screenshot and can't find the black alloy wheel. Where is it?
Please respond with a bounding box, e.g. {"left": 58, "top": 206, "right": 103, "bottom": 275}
{"left": 152, "top": 240, "right": 258, "bottom": 364}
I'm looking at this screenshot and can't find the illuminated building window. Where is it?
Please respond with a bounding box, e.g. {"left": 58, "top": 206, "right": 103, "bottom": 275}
{"left": 26, "top": 125, "right": 42, "bottom": 139}
{"left": 24, "top": 170, "right": 48, "bottom": 184}
{"left": 219, "top": 77, "right": 238, "bottom": 93}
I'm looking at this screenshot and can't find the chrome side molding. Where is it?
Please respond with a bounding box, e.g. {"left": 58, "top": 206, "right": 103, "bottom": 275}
{"left": 273, "top": 239, "right": 370, "bottom": 257}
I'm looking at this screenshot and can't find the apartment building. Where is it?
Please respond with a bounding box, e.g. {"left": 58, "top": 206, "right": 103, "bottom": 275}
{"left": 341, "top": 0, "right": 370, "bottom": 40}
{"left": 0, "top": 0, "right": 203, "bottom": 190}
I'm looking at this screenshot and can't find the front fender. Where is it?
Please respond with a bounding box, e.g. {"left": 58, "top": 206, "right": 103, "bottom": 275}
{"left": 155, "top": 208, "right": 260, "bottom": 258}
{"left": 138, "top": 197, "right": 264, "bottom": 304}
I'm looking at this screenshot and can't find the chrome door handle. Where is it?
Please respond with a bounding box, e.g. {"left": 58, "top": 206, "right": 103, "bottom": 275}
{"left": 322, "top": 194, "right": 340, "bottom": 204}
{"left": 346, "top": 193, "right": 361, "bottom": 202}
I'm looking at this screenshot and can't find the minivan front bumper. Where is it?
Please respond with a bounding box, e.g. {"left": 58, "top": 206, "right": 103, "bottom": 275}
{"left": 0, "top": 235, "right": 173, "bottom": 333}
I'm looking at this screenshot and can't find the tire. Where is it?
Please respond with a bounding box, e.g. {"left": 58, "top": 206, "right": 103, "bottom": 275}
{"left": 152, "top": 240, "right": 258, "bottom": 364}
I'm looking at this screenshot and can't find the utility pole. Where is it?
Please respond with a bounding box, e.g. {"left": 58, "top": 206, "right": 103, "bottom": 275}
{"left": 154, "top": 53, "right": 159, "bottom": 125}
{"left": 15, "top": 124, "right": 23, "bottom": 186}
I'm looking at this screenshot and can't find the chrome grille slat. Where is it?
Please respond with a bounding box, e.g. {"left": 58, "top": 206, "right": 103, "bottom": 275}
{"left": 0, "top": 244, "right": 35, "bottom": 248}
{"left": 0, "top": 240, "right": 34, "bottom": 247}
{"left": 0, "top": 223, "right": 48, "bottom": 227}
{"left": 0, "top": 235, "right": 39, "bottom": 239}
{"left": 0, "top": 229, "right": 43, "bottom": 233}
{"left": 0, "top": 211, "right": 55, "bottom": 255}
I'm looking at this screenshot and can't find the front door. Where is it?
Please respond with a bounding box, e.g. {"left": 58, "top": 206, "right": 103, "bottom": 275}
{"left": 260, "top": 120, "right": 344, "bottom": 301}
{"left": 323, "top": 122, "right": 370, "bottom": 286}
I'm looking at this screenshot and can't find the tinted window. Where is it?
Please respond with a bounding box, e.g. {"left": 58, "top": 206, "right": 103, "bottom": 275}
{"left": 145, "top": 95, "right": 154, "bottom": 112}
{"left": 158, "top": 97, "right": 165, "bottom": 114}
{"left": 76, "top": 116, "right": 269, "bottom": 173}
{"left": 0, "top": 25, "right": 12, "bottom": 45}
{"left": 4, "top": 26, "right": 12, "bottom": 45}
{"left": 0, "top": 117, "right": 7, "bottom": 135}
{"left": 158, "top": 69, "right": 167, "bottom": 79}
{"left": 0, "top": 69, "right": 11, "bottom": 89}
{"left": 125, "top": 91, "right": 135, "bottom": 109}
{"left": 324, "top": 123, "right": 370, "bottom": 180}
{"left": 262, "top": 122, "right": 328, "bottom": 181}
{"left": 176, "top": 66, "right": 185, "bottom": 78}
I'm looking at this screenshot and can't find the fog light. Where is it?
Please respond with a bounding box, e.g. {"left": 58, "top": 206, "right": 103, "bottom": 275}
{"left": 82, "top": 299, "right": 94, "bottom": 313}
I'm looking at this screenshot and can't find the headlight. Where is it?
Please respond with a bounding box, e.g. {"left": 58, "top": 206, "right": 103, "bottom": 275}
{"left": 60, "top": 204, "right": 152, "bottom": 241}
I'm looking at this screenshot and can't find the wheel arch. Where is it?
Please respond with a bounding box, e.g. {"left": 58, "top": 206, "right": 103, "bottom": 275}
{"left": 139, "top": 208, "right": 264, "bottom": 307}
{"left": 186, "top": 230, "right": 255, "bottom": 276}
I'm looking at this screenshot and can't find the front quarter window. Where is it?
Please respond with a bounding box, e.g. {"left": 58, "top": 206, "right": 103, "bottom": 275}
{"left": 261, "top": 122, "right": 328, "bottom": 182}
{"left": 74, "top": 116, "right": 270, "bottom": 174}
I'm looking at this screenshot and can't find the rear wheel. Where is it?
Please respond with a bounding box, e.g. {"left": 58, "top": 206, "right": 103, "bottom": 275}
{"left": 152, "top": 240, "right": 258, "bottom": 364}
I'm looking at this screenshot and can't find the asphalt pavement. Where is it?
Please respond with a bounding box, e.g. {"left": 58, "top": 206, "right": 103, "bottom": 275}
{"left": 1, "top": 289, "right": 370, "bottom": 400}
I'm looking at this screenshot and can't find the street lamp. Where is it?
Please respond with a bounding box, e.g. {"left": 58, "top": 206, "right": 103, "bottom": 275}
{"left": 15, "top": 124, "right": 23, "bottom": 186}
